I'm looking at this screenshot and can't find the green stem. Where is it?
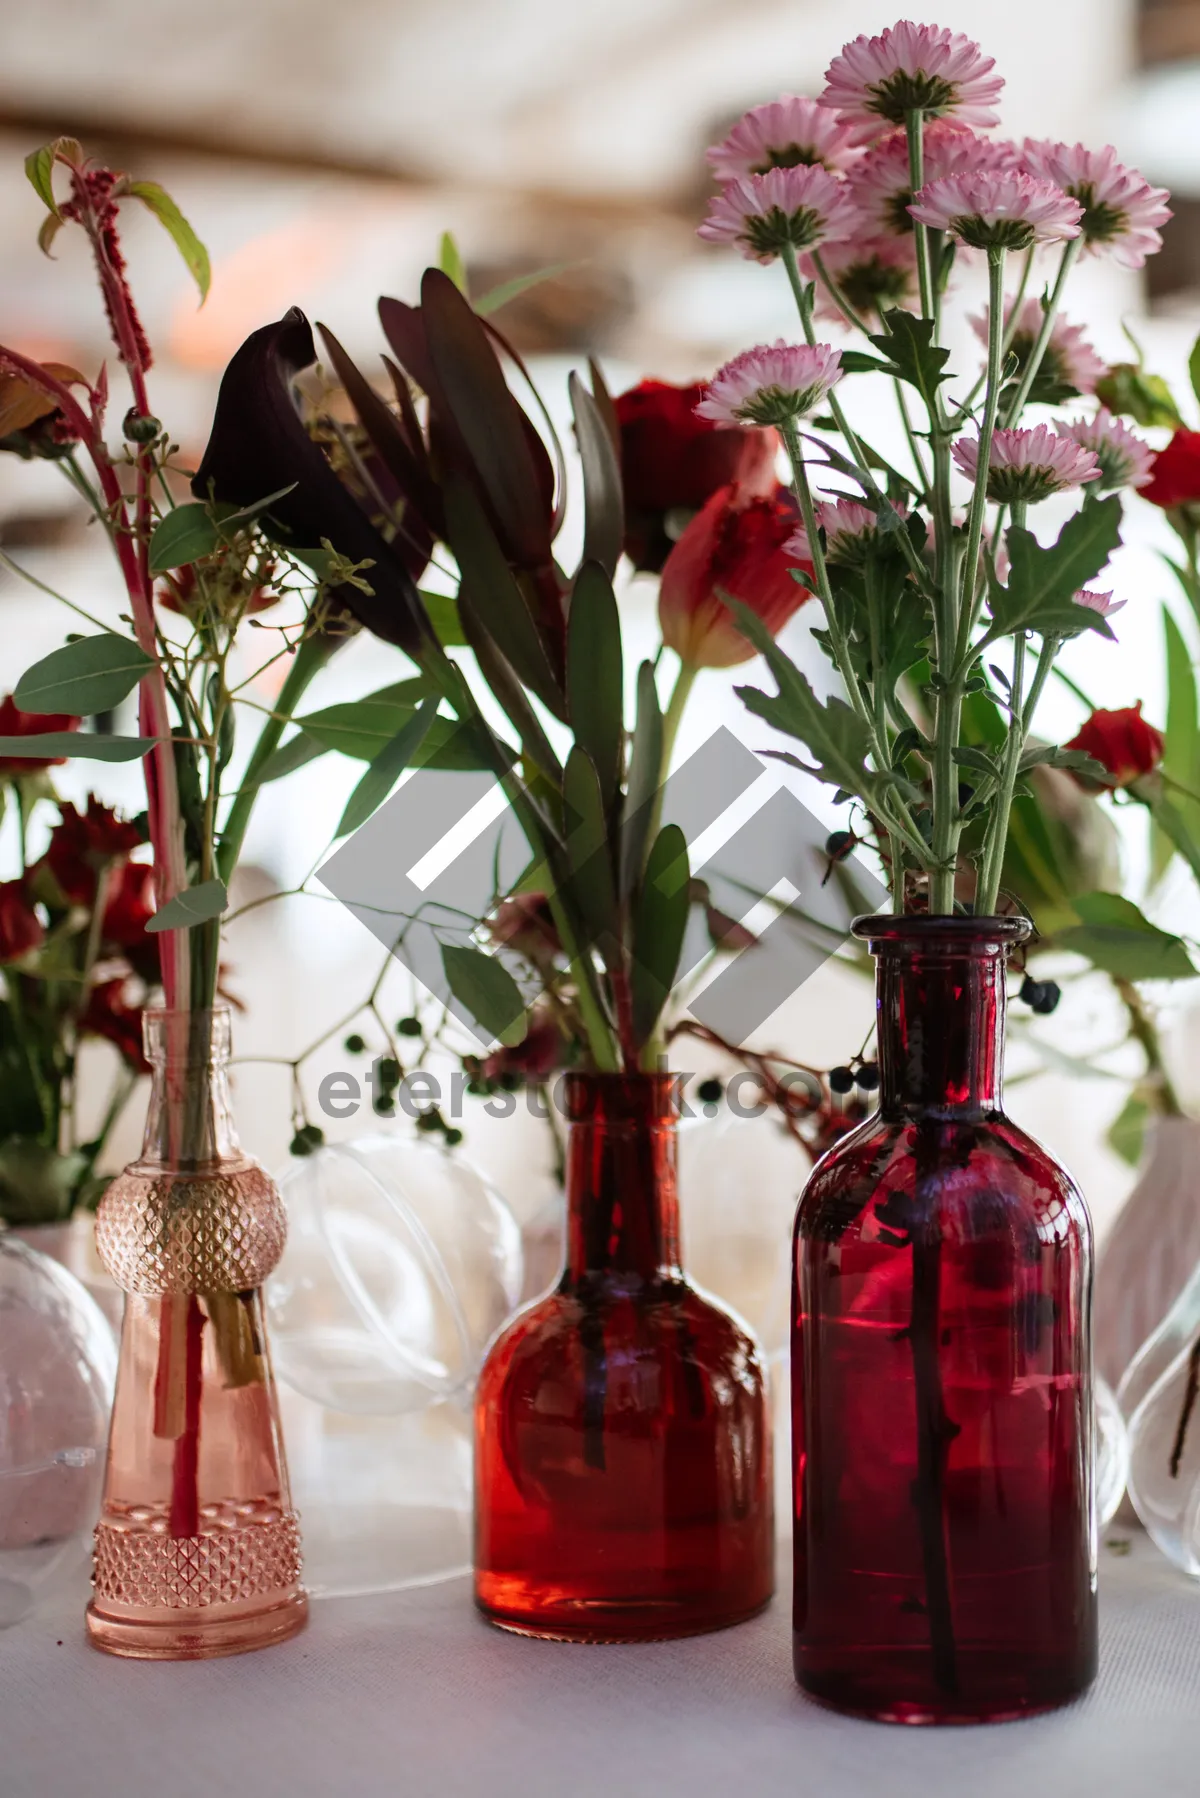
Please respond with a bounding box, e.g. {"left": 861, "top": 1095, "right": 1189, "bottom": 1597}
{"left": 954, "top": 248, "right": 1008, "bottom": 672}
{"left": 1002, "top": 237, "right": 1082, "bottom": 426}
{"left": 781, "top": 244, "right": 872, "bottom": 481}
{"left": 1115, "top": 977, "right": 1184, "bottom": 1117}
{"left": 659, "top": 660, "right": 696, "bottom": 782}
{"left": 810, "top": 249, "right": 870, "bottom": 336}
{"left": 906, "top": 112, "right": 934, "bottom": 323}
{"left": 976, "top": 631, "right": 1028, "bottom": 915}
{"left": 216, "top": 628, "right": 337, "bottom": 883}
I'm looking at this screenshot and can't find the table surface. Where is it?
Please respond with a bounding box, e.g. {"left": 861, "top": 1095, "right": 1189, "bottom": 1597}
{"left": 3, "top": 1535, "right": 1198, "bottom": 1798}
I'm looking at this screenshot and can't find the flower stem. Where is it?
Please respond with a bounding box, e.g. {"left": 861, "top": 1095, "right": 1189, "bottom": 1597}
{"left": 906, "top": 112, "right": 934, "bottom": 323}
{"left": 976, "top": 630, "right": 1028, "bottom": 914}
{"left": 781, "top": 244, "right": 871, "bottom": 480}
{"left": 1002, "top": 237, "right": 1082, "bottom": 425}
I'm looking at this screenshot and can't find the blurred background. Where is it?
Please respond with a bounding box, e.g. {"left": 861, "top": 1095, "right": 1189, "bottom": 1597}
{"left": 2, "top": 0, "right": 1199, "bottom": 1238}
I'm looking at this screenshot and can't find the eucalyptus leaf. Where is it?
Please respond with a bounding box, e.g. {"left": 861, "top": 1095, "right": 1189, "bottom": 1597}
{"left": 248, "top": 732, "right": 329, "bottom": 786}
{"left": 148, "top": 503, "right": 219, "bottom": 574}
{"left": 441, "top": 943, "right": 527, "bottom": 1048}
{"left": 15, "top": 634, "right": 155, "bottom": 716}
{"left": 0, "top": 733, "right": 156, "bottom": 762}
{"left": 335, "top": 697, "right": 441, "bottom": 837}
{"left": 418, "top": 589, "right": 468, "bottom": 647}
{"left": 145, "top": 877, "right": 228, "bottom": 933}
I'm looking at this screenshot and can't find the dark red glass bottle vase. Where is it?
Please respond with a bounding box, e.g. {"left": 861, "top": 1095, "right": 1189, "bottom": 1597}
{"left": 475, "top": 1072, "right": 774, "bottom": 1640}
{"left": 792, "top": 917, "right": 1097, "bottom": 1724}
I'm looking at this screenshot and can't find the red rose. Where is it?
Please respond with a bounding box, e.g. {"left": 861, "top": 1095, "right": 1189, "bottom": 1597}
{"left": 1066, "top": 704, "right": 1164, "bottom": 788}
{"left": 658, "top": 481, "right": 810, "bottom": 669}
{"left": 615, "top": 379, "right": 778, "bottom": 572}
{"left": 0, "top": 880, "right": 44, "bottom": 962}
{"left": 102, "top": 859, "right": 156, "bottom": 946}
{"left": 80, "top": 978, "right": 148, "bottom": 1072}
{"left": 488, "top": 892, "right": 561, "bottom": 965}
{"left": 0, "top": 694, "right": 80, "bottom": 776}
{"left": 46, "top": 799, "right": 142, "bottom": 904}
{"left": 1141, "top": 430, "right": 1200, "bottom": 510}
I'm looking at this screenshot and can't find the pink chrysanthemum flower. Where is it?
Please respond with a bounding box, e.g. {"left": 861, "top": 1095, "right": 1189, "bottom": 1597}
{"left": 698, "top": 164, "right": 857, "bottom": 263}
{"left": 1073, "top": 589, "right": 1125, "bottom": 620}
{"left": 707, "top": 96, "right": 861, "bottom": 182}
{"left": 952, "top": 424, "right": 1101, "bottom": 503}
{"left": 910, "top": 169, "right": 1083, "bottom": 249}
{"left": 1019, "top": 141, "right": 1171, "bottom": 269}
{"left": 820, "top": 21, "right": 1004, "bottom": 143}
{"left": 698, "top": 342, "right": 843, "bottom": 427}
{"left": 1056, "top": 409, "right": 1155, "bottom": 492}
{"left": 847, "top": 121, "right": 1012, "bottom": 236}
{"left": 970, "top": 298, "right": 1106, "bottom": 396}
{"left": 798, "top": 232, "right": 919, "bottom": 321}
{"left": 787, "top": 496, "right": 909, "bottom": 567}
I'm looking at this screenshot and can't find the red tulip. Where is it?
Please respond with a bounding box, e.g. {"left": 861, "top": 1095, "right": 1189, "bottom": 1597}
{"left": 615, "top": 380, "right": 778, "bottom": 572}
{"left": 658, "top": 481, "right": 810, "bottom": 669}
{"left": 1066, "top": 704, "right": 1164, "bottom": 788}
{"left": 0, "top": 694, "right": 80, "bottom": 775}
{"left": 0, "top": 880, "right": 44, "bottom": 962}
{"left": 1141, "top": 429, "right": 1200, "bottom": 510}
{"left": 46, "top": 799, "right": 142, "bottom": 904}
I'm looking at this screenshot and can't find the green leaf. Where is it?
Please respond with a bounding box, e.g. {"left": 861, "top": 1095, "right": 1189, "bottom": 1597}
{"left": 145, "top": 877, "right": 228, "bottom": 933}
{"left": 569, "top": 371, "right": 624, "bottom": 578}
{"left": 837, "top": 350, "right": 892, "bottom": 375}
{"left": 1151, "top": 793, "right": 1200, "bottom": 889}
{"left": 620, "top": 660, "right": 663, "bottom": 899}
{"left": 444, "top": 476, "right": 565, "bottom": 718}
{"left": 23, "top": 139, "right": 79, "bottom": 218}
{"left": 297, "top": 680, "right": 435, "bottom": 757}
{"left": 418, "top": 589, "right": 467, "bottom": 647}
{"left": 631, "top": 824, "right": 690, "bottom": 1045}
{"left": 1190, "top": 337, "right": 1200, "bottom": 414}
{"left": 128, "top": 181, "right": 211, "bottom": 303}
{"left": 1017, "top": 744, "right": 1109, "bottom": 779}
{"left": 988, "top": 499, "right": 1123, "bottom": 641}
{"left": 438, "top": 230, "right": 469, "bottom": 296}
{"left": 868, "top": 309, "right": 952, "bottom": 413}
{"left": 15, "top": 633, "right": 155, "bottom": 716}
{"left": 1153, "top": 605, "right": 1200, "bottom": 883}
{"left": 1057, "top": 892, "right": 1197, "bottom": 981}
{"left": 1108, "top": 1092, "right": 1150, "bottom": 1168}
{"left": 1093, "top": 364, "right": 1181, "bottom": 431}
{"left": 249, "top": 733, "right": 330, "bottom": 786}
{"left": 567, "top": 560, "right": 623, "bottom": 804}
{"left": 335, "top": 697, "right": 441, "bottom": 836}
{"left": 441, "top": 943, "right": 527, "bottom": 1048}
{"left": 562, "top": 744, "right": 618, "bottom": 947}
{"left": 37, "top": 212, "right": 62, "bottom": 258}
{"left": 475, "top": 261, "right": 579, "bottom": 317}
{"left": 0, "top": 732, "right": 156, "bottom": 762}
{"left": 148, "top": 502, "right": 220, "bottom": 574}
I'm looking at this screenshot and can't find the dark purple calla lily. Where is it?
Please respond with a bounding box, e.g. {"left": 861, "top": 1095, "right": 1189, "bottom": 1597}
{"left": 191, "top": 308, "right": 432, "bottom": 657}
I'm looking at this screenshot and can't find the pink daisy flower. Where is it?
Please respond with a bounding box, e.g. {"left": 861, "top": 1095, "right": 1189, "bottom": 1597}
{"left": 1074, "top": 589, "right": 1126, "bottom": 620}
{"left": 787, "top": 496, "right": 909, "bottom": 567}
{"left": 707, "top": 96, "right": 861, "bottom": 182}
{"left": 847, "top": 121, "right": 1013, "bottom": 237}
{"left": 698, "top": 342, "right": 843, "bottom": 427}
{"left": 910, "top": 169, "right": 1083, "bottom": 249}
{"left": 799, "top": 233, "right": 919, "bottom": 321}
{"left": 1056, "top": 410, "right": 1155, "bottom": 492}
{"left": 970, "top": 298, "right": 1106, "bottom": 396}
{"left": 698, "top": 164, "right": 856, "bottom": 263}
{"left": 953, "top": 424, "right": 1101, "bottom": 503}
{"left": 820, "top": 22, "right": 1004, "bottom": 143}
{"left": 1019, "top": 141, "right": 1171, "bottom": 269}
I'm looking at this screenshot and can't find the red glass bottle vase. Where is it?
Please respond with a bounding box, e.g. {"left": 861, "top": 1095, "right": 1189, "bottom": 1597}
{"left": 475, "top": 1071, "right": 774, "bottom": 1640}
{"left": 86, "top": 1008, "right": 307, "bottom": 1659}
{"left": 792, "top": 917, "right": 1096, "bottom": 1723}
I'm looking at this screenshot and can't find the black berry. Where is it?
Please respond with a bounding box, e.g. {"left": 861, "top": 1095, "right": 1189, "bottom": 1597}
{"left": 829, "top": 1065, "right": 855, "bottom": 1095}
{"left": 397, "top": 1016, "right": 422, "bottom": 1038}
{"left": 1029, "top": 979, "right": 1062, "bottom": 1016}
{"left": 854, "top": 1062, "right": 880, "bottom": 1091}
{"left": 696, "top": 1077, "right": 723, "bottom": 1105}
{"left": 343, "top": 1032, "right": 366, "bottom": 1055}
{"left": 825, "top": 830, "right": 854, "bottom": 859}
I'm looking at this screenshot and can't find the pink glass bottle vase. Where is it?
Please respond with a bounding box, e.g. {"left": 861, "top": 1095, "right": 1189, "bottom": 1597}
{"left": 86, "top": 1008, "right": 307, "bottom": 1659}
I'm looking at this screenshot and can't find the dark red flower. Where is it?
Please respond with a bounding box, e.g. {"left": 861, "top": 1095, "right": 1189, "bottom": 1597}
{"left": 80, "top": 978, "right": 148, "bottom": 1072}
{"left": 483, "top": 1013, "right": 564, "bottom": 1084}
{"left": 102, "top": 859, "right": 156, "bottom": 946}
{"left": 0, "top": 694, "right": 80, "bottom": 775}
{"left": 0, "top": 880, "right": 44, "bottom": 962}
{"left": 659, "top": 481, "right": 809, "bottom": 668}
{"left": 615, "top": 379, "right": 778, "bottom": 572}
{"left": 1066, "top": 704, "right": 1165, "bottom": 788}
{"left": 1141, "top": 429, "right": 1200, "bottom": 510}
{"left": 488, "top": 892, "right": 561, "bottom": 966}
{"left": 46, "top": 799, "right": 142, "bottom": 904}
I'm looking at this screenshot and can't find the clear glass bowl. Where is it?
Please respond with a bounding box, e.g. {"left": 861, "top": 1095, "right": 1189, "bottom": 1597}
{"left": 268, "top": 1137, "right": 522, "bottom": 1596}
{"left": 0, "top": 1234, "right": 117, "bottom": 1627}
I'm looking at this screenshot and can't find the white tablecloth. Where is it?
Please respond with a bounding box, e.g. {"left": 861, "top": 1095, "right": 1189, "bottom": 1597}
{"left": 3, "top": 1536, "right": 1198, "bottom": 1798}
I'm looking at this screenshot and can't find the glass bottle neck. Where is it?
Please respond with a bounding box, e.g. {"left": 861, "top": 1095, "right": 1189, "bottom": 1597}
{"left": 139, "top": 1008, "right": 241, "bottom": 1170}
{"left": 867, "top": 927, "right": 1018, "bottom": 1121}
{"left": 563, "top": 1074, "right": 681, "bottom": 1282}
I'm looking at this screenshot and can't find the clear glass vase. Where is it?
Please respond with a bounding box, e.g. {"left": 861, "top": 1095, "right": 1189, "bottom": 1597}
{"left": 792, "top": 917, "right": 1097, "bottom": 1723}
{"left": 1120, "top": 1258, "right": 1200, "bottom": 1576}
{"left": 86, "top": 1008, "right": 307, "bottom": 1659}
